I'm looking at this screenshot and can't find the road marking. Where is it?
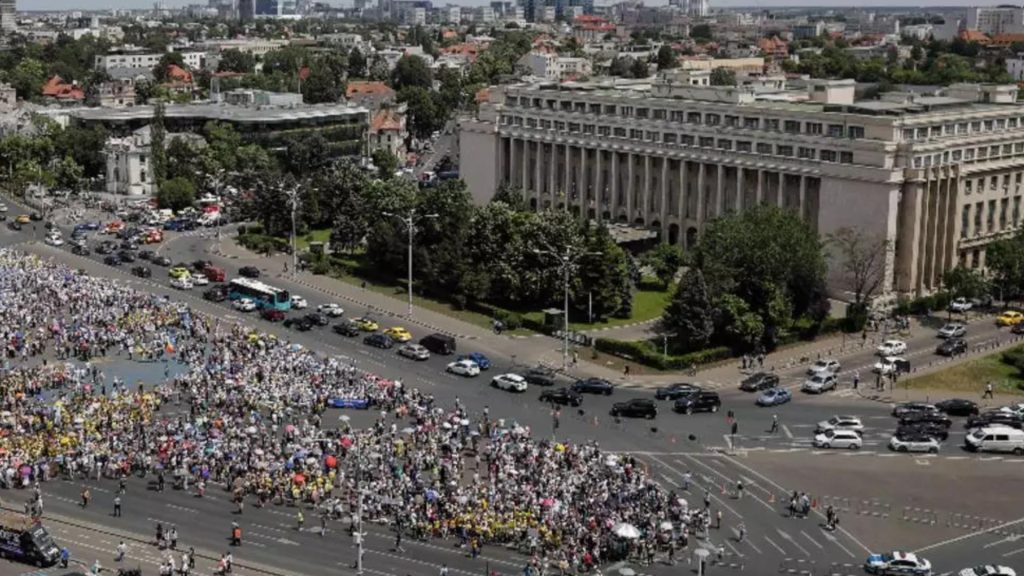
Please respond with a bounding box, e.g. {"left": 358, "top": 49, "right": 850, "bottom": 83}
{"left": 763, "top": 535, "right": 786, "bottom": 555}
{"left": 915, "top": 458, "right": 931, "bottom": 466}
{"left": 776, "top": 528, "right": 810, "bottom": 556}
{"left": 915, "top": 516, "right": 1024, "bottom": 553}
{"left": 647, "top": 455, "right": 744, "bottom": 520}
{"left": 742, "top": 535, "right": 762, "bottom": 555}
{"left": 801, "top": 530, "right": 823, "bottom": 549}
{"left": 165, "top": 503, "right": 198, "bottom": 513}
{"left": 823, "top": 530, "right": 856, "bottom": 558}
{"left": 1004, "top": 546, "right": 1024, "bottom": 557}
{"left": 984, "top": 534, "right": 1023, "bottom": 548}
{"left": 782, "top": 424, "right": 793, "bottom": 439}
{"left": 677, "top": 455, "right": 775, "bottom": 513}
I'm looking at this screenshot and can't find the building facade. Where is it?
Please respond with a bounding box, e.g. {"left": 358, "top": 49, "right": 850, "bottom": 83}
{"left": 460, "top": 71, "right": 1024, "bottom": 298}
{"left": 0, "top": 0, "right": 15, "bottom": 34}
{"left": 96, "top": 50, "right": 206, "bottom": 72}
{"left": 967, "top": 6, "right": 1024, "bottom": 35}
{"left": 105, "top": 126, "right": 156, "bottom": 196}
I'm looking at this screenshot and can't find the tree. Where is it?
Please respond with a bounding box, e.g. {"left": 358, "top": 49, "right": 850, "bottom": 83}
{"left": 608, "top": 56, "right": 636, "bottom": 78}
{"left": 662, "top": 268, "right": 714, "bottom": 352}
{"left": 217, "top": 49, "right": 256, "bottom": 74}
{"left": 327, "top": 162, "right": 372, "bottom": 252}
{"left": 55, "top": 155, "right": 84, "bottom": 193}
{"left": 391, "top": 54, "right": 433, "bottom": 90}
{"left": 157, "top": 177, "right": 196, "bottom": 212}
{"left": 656, "top": 45, "right": 677, "bottom": 70}
{"left": 283, "top": 132, "right": 332, "bottom": 175}
{"left": 153, "top": 52, "right": 186, "bottom": 83}
{"left": 643, "top": 243, "right": 685, "bottom": 288}
{"left": 709, "top": 67, "right": 736, "bottom": 86}
{"left": 690, "top": 24, "right": 713, "bottom": 42}
{"left": 491, "top": 183, "right": 525, "bottom": 211}
{"left": 301, "top": 63, "right": 343, "bottom": 104}
{"left": 943, "top": 266, "right": 989, "bottom": 302}
{"left": 10, "top": 57, "right": 46, "bottom": 101}
{"left": 398, "top": 86, "right": 446, "bottom": 139}
{"left": 575, "top": 224, "right": 634, "bottom": 320}
{"left": 348, "top": 47, "right": 367, "bottom": 78}
{"left": 150, "top": 102, "right": 167, "bottom": 184}
{"left": 630, "top": 58, "right": 650, "bottom": 78}
{"left": 985, "top": 230, "right": 1024, "bottom": 302}
{"left": 827, "top": 227, "right": 890, "bottom": 308}
{"left": 371, "top": 148, "right": 399, "bottom": 180}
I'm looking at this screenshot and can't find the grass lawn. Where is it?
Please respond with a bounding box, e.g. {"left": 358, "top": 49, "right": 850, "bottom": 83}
{"left": 295, "top": 228, "right": 332, "bottom": 251}
{"left": 905, "top": 350, "right": 1024, "bottom": 395}
{"left": 521, "top": 282, "right": 674, "bottom": 332}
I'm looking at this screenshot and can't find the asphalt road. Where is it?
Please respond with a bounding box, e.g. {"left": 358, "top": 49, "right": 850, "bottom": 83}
{"left": 2, "top": 207, "right": 1022, "bottom": 576}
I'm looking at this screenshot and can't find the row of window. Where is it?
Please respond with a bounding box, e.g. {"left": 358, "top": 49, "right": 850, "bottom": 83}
{"left": 961, "top": 196, "right": 1022, "bottom": 238}
{"left": 964, "top": 172, "right": 1024, "bottom": 195}
{"left": 902, "top": 117, "right": 1023, "bottom": 142}
{"left": 504, "top": 115, "right": 856, "bottom": 164}
{"left": 914, "top": 141, "right": 1024, "bottom": 168}
{"left": 504, "top": 96, "right": 866, "bottom": 139}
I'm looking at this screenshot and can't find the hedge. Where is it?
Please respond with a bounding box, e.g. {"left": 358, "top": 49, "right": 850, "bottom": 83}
{"left": 594, "top": 338, "right": 731, "bottom": 370}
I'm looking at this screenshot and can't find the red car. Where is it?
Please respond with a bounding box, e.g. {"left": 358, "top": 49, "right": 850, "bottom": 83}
{"left": 261, "top": 309, "right": 285, "bottom": 322}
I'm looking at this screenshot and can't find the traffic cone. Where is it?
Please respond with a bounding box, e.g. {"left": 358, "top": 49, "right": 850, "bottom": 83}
{"left": 769, "top": 492, "right": 775, "bottom": 504}
{"left": 721, "top": 483, "right": 726, "bottom": 495}
{"left": 811, "top": 498, "right": 817, "bottom": 509}
{"left": 670, "top": 436, "right": 677, "bottom": 444}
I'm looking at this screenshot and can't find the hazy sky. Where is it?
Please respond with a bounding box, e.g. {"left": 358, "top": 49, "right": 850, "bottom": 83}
{"left": 16, "top": 0, "right": 1016, "bottom": 10}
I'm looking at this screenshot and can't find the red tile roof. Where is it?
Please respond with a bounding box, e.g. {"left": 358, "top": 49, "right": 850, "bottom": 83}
{"left": 346, "top": 81, "right": 396, "bottom": 99}
{"left": 370, "top": 108, "right": 404, "bottom": 133}
{"left": 961, "top": 29, "right": 991, "bottom": 44}
{"left": 41, "top": 75, "right": 85, "bottom": 101}
{"left": 165, "top": 64, "right": 193, "bottom": 84}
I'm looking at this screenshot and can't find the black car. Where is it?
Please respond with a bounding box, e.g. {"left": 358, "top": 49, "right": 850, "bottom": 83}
{"left": 899, "top": 412, "right": 952, "bottom": 428}
{"left": 152, "top": 255, "right": 172, "bottom": 267}
{"left": 203, "top": 287, "right": 228, "bottom": 302}
{"left": 130, "top": 266, "right": 152, "bottom": 278}
{"left": 333, "top": 321, "right": 361, "bottom": 337}
{"left": 138, "top": 250, "right": 155, "bottom": 260}
{"left": 71, "top": 245, "right": 91, "bottom": 256}
{"left": 571, "top": 377, "right": 614, "bottom": 395}
{"left": 936, "top": 338, "right": 968, "bottom": 357}
{"left": 7, "top": 221, "right": 20, "bottom": 231}
{"left": 284, "top": 317, "right": 314, "bottom": 331}
{"left": 1012, "top": 322, "right": 1024, "bottom": 335}
{"left": 539, "top": 387, "right": 582, "bottom": 407}
{"left": 95, "top": 243, "right": 114, "bottom": 255}
{"left": 611, "top": 398, "right": 658, "bottom": 419}
{"left": 103, "top": 255, "right": 121, "bottom": 266}
{"left": 655, "top": 382, "right": 702, "bottom": 400}
{"left": 935, "top": 398, "right": 980, "bottom": 417}
{"left": 739, "top": 372, "right": 780, "bottom": 392}
{"left": 305, "top": 313, "right": 330, "bottom": 327}
{"left": 117, "top": 250, "right": 136, "bottom": 263}
{"left": 193, "top": 259, "right": 213, "bottom": 271}
{"left": 120, "top": 240, "right": 139, "bottom": 251}
{"left": 967, "top": 411, "right": 1024, "bottom": 430}
{"left": 29, "top": 212, "right": 41, "bottom": 221}
{"left": 673, "top": 391, "right": 722, "bottom": 414}
{"left": 239, "top": 266, "right": 261, "bottom": 278}
{"left": 364, "top": 333, "right": 394, "bottom": 349}
{"left": 524, "top": 366, "right": 557, "bottom": 387}
{"left": 892, "top": 402, "right": 939, "bottom": 418}
{"left": 896, "top": 422, "right": 950, "bottom": 441}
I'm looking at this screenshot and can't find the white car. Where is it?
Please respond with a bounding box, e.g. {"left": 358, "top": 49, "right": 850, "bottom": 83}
{"left": 318, "top": 303, "right": 345, "bottom": 317}
{"left": 816, "top": 415, "right": 864, "bottom": 434}
{"left": 950, "top": 297, "right": 974, "bottom": 313}
{"left": 888, "top": 434, "right": 940, "bottom": 454}
{"left": 233, "top": 298, "right": 257, "bottom": 312}
{"left": 873, "top": 356, "right": 907, "bottom": 375}
{"left": 998, "top": 403, "right": 1024, "bottom": 417}
{"left": 865, "top": 552, "right": 932, "bottom": 575}
{"left": 191, "top": 274, "right": 210, "bottom": 286}
{"left": 801, "top": 373, "right": 837, "bottom": 394}
{"left": 397, "top": 343, "right": 430, "bottom": 361}
{"left": 937, "top": 323, "right": 966, "bottom": 339}
{"left": 814, "top": 429, "right": 862, "bottom": 450}
{"left": 446, "top": 359, "right": 481, "bottom": 377}
{"left": 877, "top": 339, "right": 908, "bottom": 356}
{"left": 45, "top": 235, "right": 64, "bottom": 246}
{"left": 290, "top": 295, "right": 308, "bottom": 309}
{"left": 491, "top": 373, "right": 528, "bottom": 393}
{"left": 959, "top": 566, "right": 1016, "bottom": 576}
{"left": 806, "top": 358, "right": 841, "bottom": 376}
{"left": 0, "top": 203, "right": 7, "bottom": 212}
{"left": 170, "top": 277, "right": 193, "bottom": 290}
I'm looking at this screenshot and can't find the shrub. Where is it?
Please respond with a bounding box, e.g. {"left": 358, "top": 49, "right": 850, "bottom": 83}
{"left": 594, "top": 338, "right": 731, "bottom": 370}
{"left": 311, "top": 260, "right": 331, "bottom": 276}
{"left": 493, "top": 309, "right": 523, "bottom": 330}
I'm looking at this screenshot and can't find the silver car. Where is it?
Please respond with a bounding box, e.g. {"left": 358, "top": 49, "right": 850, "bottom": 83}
{"left": 807, "top": 358, "right": 841, "bottom": 376}
{"left": 802, "top": 373, "right": 838, "bottom": 394}
{"left": 397, "top": 343, "right": 430, "bottom": 361}
{"left": 937, "top": 323, "right": 966, "bottom": 339}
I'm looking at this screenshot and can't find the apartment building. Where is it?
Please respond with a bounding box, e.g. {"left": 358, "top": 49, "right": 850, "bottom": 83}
{"left": 967, "top": 5, "right": 1024, "bottom": 35}
{"left": 460, "top": 70, "right": 1024, "bottom": 297}
{"left": 96, "top": 50, "right": 206, "bottom": 72}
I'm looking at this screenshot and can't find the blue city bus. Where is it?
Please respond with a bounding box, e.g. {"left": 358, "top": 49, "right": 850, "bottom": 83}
{"left": 227, "top": 278, "right": 292, "bottom": 311}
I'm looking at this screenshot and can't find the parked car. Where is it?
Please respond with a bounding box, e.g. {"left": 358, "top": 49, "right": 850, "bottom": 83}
{"left": 958, "top": 566, "right": 1016, "bottom": 576}
{"left": 807, "top": 358, "right": 841, "bottom": 376}
{"left": 892, "top": 402, "right": 939, "bottom": 418}
{"left": 239, "top": 266, "right": 261, "bottom": 279}
{"left": 572, "top": 378, "right": 614, "bottom": 395}
{"left": 936, "top": 338, "right": 968, "bottom": 357}
{"left": 261, "top": 309, "right": 286, "bottom": 322}
{"left": 937, "top": 323, "right": 967, "bottom": 339}
{"left": 524, "top": 366, "right": 556, "bottom": 387}
{"left": 539, "top": 387, "right": 582, "bottom": 407}
{"left": 816, "top": 415, "right": 864, "bottom": 434}
{"left": 363, "top": 333, "right": 394, "bottom": 349}
{"left": 203, "top": 287, "right": 228, "bottom": 302}
{"left": 71, "top": 245, "right": 90, "bottom": 256}
{"left": 801, "top": 373, "right": 838, "bottom": 394}
{"left": 864, "top": 552, "right": 932, "bottom": 575}
{"left": 138, "top": 250, "right": 154, "bottom": 261}
{"left": 117, "top": 250, "right": 136, "bottom": 263}
{"left": 168, "top": 266, "right": 190, "bottom": 279}
{"left": 966, "top": 411, "right": 1024, "bottom": 430}
{"left": 756, "top": 388, "right": 792, "bottom": 407}
{"left": 814, "top": 429, "right": 862, "bottom": 450}
{"left": 949, "top": 297, "right": 974, "bottom": 312}
{"left": 888, "top": 433, "right": 941, "bottom": 454}
{"left": 673, "top": 391, "right": 722, "bottom": 414}
{"left": 130, "top": 266, "right": 151, "bottom": 278}
{"left": 965, "top": 426, "right": 1024, "bottom": 454}
{"left": 491, "top": 373, "right": 528, "bottom": 393}
{"left": 152, "top": 255, "right": 172, "bottom": 267}
{"left": 446, "top": 359, "right": 481, "bottom": 377}
{"left": 655, "top": 382, "right": 701, "bottom": 400}
{"left": 103, "top": 255, "right": 121, "bottom": 266}
{"left": 935, "top": 398, "right": 980, "bottom": 417}
{"left": 397, "top": 343, "right": 431, "bottom": 361}
{"left": 611, "top": 399, "right": 658, "bottom": 419}
{"left": 457, "top": 352, "right": 491, "bottom": 370}
{"left": 877, "top": 340, "right": 908, "bottom": 356}
{"left": 739, "top": 372, "right": 779, "bottom": 392}
{"left": 332, "top": 321, "right": 360, "bottom": 337}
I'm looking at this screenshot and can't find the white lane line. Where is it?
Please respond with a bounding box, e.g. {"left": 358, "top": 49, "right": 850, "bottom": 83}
{"left": 677, "top": 456, "right": 776, "bottom": 513}
{"left": 823, "top": 530, "right": 856, "bottom": 558}
{"left": 1004, "top": 547, "right": 1024, "bottom": 557}
{"left": 915, "top": 516, "right": 1024, "bottom": 554}
{"left": 723, "top": 539, "right": 744, "bottom": 558}
{"left": 647, "top": 455, "right": 744, "bottom": 520}
{"left": 763, "top": 535, "right": 786, "bottom": 555}
{"left": 801, "top": 530, "right": 824, "bottom": 549}
{"left": 782, "top": 424, "right": 793, "bottom": 439}
{"left": 743, "top": 535, "right": 763, "bottom": 555}
{"left": 776, "top": 529, "right": 810, "bottom": 557}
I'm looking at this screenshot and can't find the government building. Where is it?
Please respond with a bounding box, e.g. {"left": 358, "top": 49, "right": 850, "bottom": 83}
{"left": 459, "top": 70, "right": 1024, "bottom": 297}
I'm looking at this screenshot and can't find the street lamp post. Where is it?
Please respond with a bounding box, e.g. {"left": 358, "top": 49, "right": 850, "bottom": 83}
{"left": 534, "top": 245, "right": 601, "bottom": 371}
{"left": 284, "top": 185, "right": 300, "bottom": 276}
{"left": 384, "top": 209, "right": 438, "bottom": 317}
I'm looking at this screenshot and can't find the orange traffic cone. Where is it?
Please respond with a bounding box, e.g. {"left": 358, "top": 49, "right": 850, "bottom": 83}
{"left": 811, "top": 498, "right": 817, "bottom": 509}
{"left": 769, "top": 492, "right": 775, "bottom": 504}
{"left": 721, "top": 483, "right": 727, "bottom": 495}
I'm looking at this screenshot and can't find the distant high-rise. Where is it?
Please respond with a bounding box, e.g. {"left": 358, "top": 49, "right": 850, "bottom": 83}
{"left": 0, "top": 0, "right": 16, "bottom": 34}
{"left": 238, "top": 0, "right": 254, "bottom": 20}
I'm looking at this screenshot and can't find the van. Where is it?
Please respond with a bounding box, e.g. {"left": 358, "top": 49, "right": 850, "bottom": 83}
{"left": 204, "top": 266, "right": 225, "bottom": 283}
{"left": 0, "top": 512, "right": 61, "bottom": 566}
{"left": 420, "top": 333, "right": 456, "bottom": 355}
{"left": 964, "top": 426, "right": 1024, "bottom": 454}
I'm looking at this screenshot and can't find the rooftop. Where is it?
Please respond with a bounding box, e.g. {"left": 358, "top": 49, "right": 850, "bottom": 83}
{"left": 71, "top": 101, "right": 368, "bottom": 124}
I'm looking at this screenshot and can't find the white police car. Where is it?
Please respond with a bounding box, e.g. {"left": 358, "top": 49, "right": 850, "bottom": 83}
{"left": 865, "top": 551, "right": 932, "bottom": 575}
{"left": 959, "top": 566, "right": 1016, "bottom": 576}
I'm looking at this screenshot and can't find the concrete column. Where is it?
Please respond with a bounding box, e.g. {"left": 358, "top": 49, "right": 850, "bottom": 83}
{"left": 563, "top": 144, "right": 572, "bottom": 209}
{"left": 522, "top": 140, "right": 530, "bottom": 194}
{"left": 715, "top": 164, "right": 724, "bottom": 217}
{"left": 660, "top": 157, "right": 669, "bottom": 230}
{"left": 581, "top": 147, "right": 589, "bottom": 217}
{"left": 549, "top": 142, "right": 557, "bottom": 201}
{"left": 509, "top": 137, "right": 518, "bottom": 189}
{"left": 756, "top": 169, "right": 764, "bottom": 204}
{"left": 610, "top": 151, "right": 619, "bottom": 217}
{"left": 696, "top": 162, "right": 706, "bottom": 224}
{"left": 799, "top": 174, "right": 807, "bottom": 218}
{"left": 595, "top": 149, "right": 604, "bottom": 221}
{"left": 678, "top": 159, "right": 687, "bottom": 229}
{"left": 626, "top": 152, "right": 635, "bottom": 220}
{"left": 643, "top": 155, "right": 652, "bottom": 222}
{"left": 934, "top": 175, "right": 950, "bottom": 285}
{"left": 777, "top": 172, "right": 785, "bottom": 208}
{"left": 534, "top": 141, "right": 542, "bottom": 201}
{"left": 735, "top": 166, "right": 744, "bottom": 212}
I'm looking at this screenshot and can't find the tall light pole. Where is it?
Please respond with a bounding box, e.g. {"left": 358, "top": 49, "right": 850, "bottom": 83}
{"left": 384, "top": 209, "right": 438, "bottom": 316}
{"left": 284, "top": 184, "right": 300, "bottom": 276}
{"left": 534, "top": 244, "right": 601, "bottom": 370}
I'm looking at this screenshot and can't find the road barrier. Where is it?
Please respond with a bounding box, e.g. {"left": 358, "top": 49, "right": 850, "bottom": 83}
{"left": 778, "top": 558, "right": 815, "bottom": 575}
{"left": 901, "top": 506, "right": 938, "bottom": 525}
{"left": 827, "top": 562, "right": 862, "bottom": 576}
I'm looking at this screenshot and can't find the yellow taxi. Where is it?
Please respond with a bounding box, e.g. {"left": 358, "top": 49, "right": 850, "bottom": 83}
{"left": 351, "top": 317, "right": 379, "bottom": 332}
{"left": 997, "top": 310, "right": 1024, "bottom": 326}
{"left": 383, "top": 327, "right": 413, "bottom": 343}
{"left": 168, "top": 267, "right": 191, "bottom": 279}
{"left": 15, "top": 214, "right": 30, "bottom": 224}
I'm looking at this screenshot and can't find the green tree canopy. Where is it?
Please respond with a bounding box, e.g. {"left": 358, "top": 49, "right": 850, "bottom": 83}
{"left": 391, "top": 54, "right": 433, "bottom": 90}
{"left": 157, "top": 177, "right": 196, "bottom": 212}
{"left": 662, "top": 268, "right": 714, "bottom": 352}
{"left": 709, "top": 67, "right": 736, "bottom": 86}
{"left": 217, "top": 49, "right": 256, "bottom": 74}
{"left": 656, "top": 45, "right": 677, "bottom": 70}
